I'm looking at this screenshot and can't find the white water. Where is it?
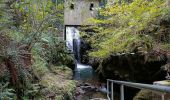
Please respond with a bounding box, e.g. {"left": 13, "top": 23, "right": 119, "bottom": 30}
{"left": 75, "top": 63, "right": 93, "bottom": 80}
{"left": 77, "top": 63, "right": 92, "bottom": 69}
{"left": 66, "top": 27, "right": 81, "bottom": 62}
{"left": 66, "top": 26, "right": 93, "bottom": 80}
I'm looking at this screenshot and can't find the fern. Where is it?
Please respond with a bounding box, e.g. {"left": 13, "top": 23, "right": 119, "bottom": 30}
{"left": 0, "top": 82, "right": 16, "bottom": 100}
{"left": 34, "top": 32, "right": 74, "bottom": 66}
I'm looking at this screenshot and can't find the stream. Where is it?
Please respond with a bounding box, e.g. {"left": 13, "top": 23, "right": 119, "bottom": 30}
{"left": 66, "top": 26, "right": 107, "bottom": 100}
{"left": 74, "top": 63, "right": 107, "bottom": 100}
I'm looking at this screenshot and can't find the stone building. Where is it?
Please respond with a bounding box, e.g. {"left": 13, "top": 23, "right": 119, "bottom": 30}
{"left": 64, "top": 0, "right": 101, "bottom": 26}
{"left": 64, "top": 0, "right": 105, "bottom": 62}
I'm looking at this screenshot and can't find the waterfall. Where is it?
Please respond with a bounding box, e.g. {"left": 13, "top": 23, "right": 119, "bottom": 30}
{"left": 66, "top": 27, "right": 81, "bottom": 62}
{"left": 66, "top": 27, "right": 108, "bottom": 100}
{"left": 66, "top": 26, "right": 93, "bottom": 80}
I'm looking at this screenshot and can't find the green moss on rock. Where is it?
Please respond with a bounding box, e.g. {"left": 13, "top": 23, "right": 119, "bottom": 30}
{"left": 50, "top": 65, "right": 73, "bottom": 79}
{"left": 154, "top": 80, "right": 170, "bottom": 86}
{"left": 32, "top": 55, "right": 49, "bottom": 78}
{"left": 133, "top": 89, "right": 153, "bottom": 100}
{"left": 40, "top": 67, "right": 77, "bottom": 100}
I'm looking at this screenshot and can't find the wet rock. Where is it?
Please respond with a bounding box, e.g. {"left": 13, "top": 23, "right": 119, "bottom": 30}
{"left": 84, "top": 83, "right": 92, "bottom": 86}
{"left": 76, "top": 87, "right": 85, "bottom": 95}
{"left": 133, "top": 89, "right": 153, "bottom": 100}
{"left": 98, "top": 87, "right": 107, "bottom": 94}
{"left": 81, "top": 86, "right": 97, "bottom": 91}
{"left": 93, "top": 53, "right": 167, "bottom": 83}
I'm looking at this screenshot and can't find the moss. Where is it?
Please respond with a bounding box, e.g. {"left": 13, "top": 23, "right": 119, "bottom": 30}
{"left": 31, "top": 53, "right": 76, "bottom": 99}
{"left": 32, "top": 55, "right": 49, "bottom": 78}
{"left": 62, "top": 80, "right": 77, "bottom": 99}
{"left": 40, "top": 67, "right": 77, "bottom": 100}
{"left": 154, "top": 80, "right": 170, "bottom": 86}
{"left": 55, "top": 95, "right": 63, "bottom": 100}
{"left": 133, "top": 89, "right": 153, "bottom": 100}
{"left": 50, "top": 65, "right": 73, "bottom": 79}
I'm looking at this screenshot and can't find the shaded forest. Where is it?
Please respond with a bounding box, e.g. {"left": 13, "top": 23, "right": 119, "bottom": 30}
{"left": 0, "top": 0, "right": 170, "bottom": 100}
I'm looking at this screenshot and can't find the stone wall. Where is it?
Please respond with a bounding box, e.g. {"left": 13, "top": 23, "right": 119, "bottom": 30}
{"left": 64, "top": 0, "right": 99, "bottom": 25}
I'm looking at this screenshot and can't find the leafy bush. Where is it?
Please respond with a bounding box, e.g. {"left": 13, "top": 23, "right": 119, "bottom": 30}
{"left": 0, "top": 0, "right": 67, "bottom": 99}
{"left": 34, "top": 33, "right": 74, "bottom": 67}
{"left": 22, "top": 84, "right": 42, "bottom": 100}
{"left": 85, "top": 0, "right": 169, "bottom": 59}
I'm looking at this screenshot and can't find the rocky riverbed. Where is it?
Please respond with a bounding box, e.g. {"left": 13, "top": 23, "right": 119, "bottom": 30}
{"left": 75, "top": 80, "right": 108, "bottom": 100}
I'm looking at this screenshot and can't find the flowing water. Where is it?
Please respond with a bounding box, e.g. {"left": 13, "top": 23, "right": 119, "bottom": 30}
{"left": 66, "top": 26, "right": 94, "bottom": 80}
{"left": 66, "top": 26, "right": 107, "bottom": 100}
{"left": 74, "top": 63, "right": 93, "bottom": 80}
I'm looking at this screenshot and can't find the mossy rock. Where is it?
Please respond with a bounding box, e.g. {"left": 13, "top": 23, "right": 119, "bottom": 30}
{"left": 40, "top": 67, "right": 77, "bottom": 100}
{"left": 154, "top": 80, "right": 170, "bottom": 86}
{"left": 32, "top": 55, "right": 49, "bottom": 78}
{"left": 133, "top": 89, "right": 153, "bottom": 100}
{"left": 50, "top": 65, "right": 73, "bottom": 79}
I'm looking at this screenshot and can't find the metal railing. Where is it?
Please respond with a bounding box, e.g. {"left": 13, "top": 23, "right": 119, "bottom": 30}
{"left": 107, "top": 79, "right": 170, "bottom": 100}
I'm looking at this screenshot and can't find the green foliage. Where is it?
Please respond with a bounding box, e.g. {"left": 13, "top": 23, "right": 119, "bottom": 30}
{"left": 0, "top": 0, "right": 14, "bottom": 31}
{"left": 22, "top": 84, "right": 41, "bottom": 99}
{"left": 85, "top": 0, "right": 168, "bottom": 59}
{"left": 40, "top": 72, "right": 76, "bottom": 99}
{"left": 0, "top": 0, "right": 66, "bottom": 99}
{"left": 0, "top": 0, "right": 64, "bottom": 46}
{"left": 0, "top": 35, "right": 32, "bottom": 89}
{"left": 34, "top": 33, "right": 74, "bottom": 66}
{"left": 7, "top": 49, "right": 33, "bottom": 98}
{"left": 133, "top": 89, "right": 153, "bottom": 100}
{"left": 0, "top": 82, "right": 16, "bottom": 100}
{"left": 32, "top": 52, "right": 49, "bottom": 78}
